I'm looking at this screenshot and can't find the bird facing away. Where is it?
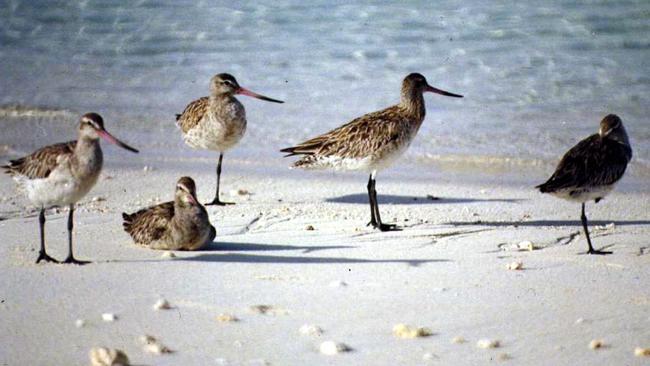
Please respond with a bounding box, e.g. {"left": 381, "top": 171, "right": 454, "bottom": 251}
{"left": 536, "top": 114, "right": 632, "bottom": 255}
{"left": 281, "top": 73, "right": 463, "bottom": 231}
{"left": 176, "top": 73, "right": 284, "bottom": 206}
{"left": 2, "top": 113, "right": 139, "bottom": 264}
{"left": 122, "top": 176, "right": 216, "bottom": 250}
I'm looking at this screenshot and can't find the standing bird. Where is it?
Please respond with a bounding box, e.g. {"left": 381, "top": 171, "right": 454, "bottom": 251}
{"left": 536, "top": 114, "right": 632, "bottom": 255}
{"left": 2, "top": 113, "right": 139, "bottom": 264}
{"left": 176, "top": 73, "right": 284, "bottom": 206}
{"left": 281, "top": 73, "right": 463, "bottom": 231}
{"left": 122, "top": 176, "right": 216, "bottom": 251}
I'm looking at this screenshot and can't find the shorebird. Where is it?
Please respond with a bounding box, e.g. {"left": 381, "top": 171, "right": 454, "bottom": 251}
{"left": 281, "top": 73, "right": 462, "bottom": 231}
{"left": 2, "top": 113, "right": 139, "bottom": 264}
{"left": 122, "top": 176, "right": 216, "bottom": 250}
{"left": 537, "top": 114, "right": 632, "bottom": 255}
{"left": 176, "top": 73, "right": 284, "bottom": 206}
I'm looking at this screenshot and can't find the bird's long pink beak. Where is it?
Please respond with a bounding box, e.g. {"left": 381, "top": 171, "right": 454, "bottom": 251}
{"left": 425, "top": 85, "right": 463, "bottom": 98}
{"left": 97, "top": 130, "right": 139, "bottom": 153}
{"left": 237, "top": 87, "right": 284, "bottom": 103}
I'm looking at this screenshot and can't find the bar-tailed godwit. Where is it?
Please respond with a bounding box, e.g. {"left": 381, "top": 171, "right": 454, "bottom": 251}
{"left": 2, "top": 113, "right": 139, "bottom": 264}
{"left": 176, "top": 73, "right": 283, "bottom": 205}
{"left": 122, "top": 176, "right": 216, "bottom": 250}
{"left": 537, "top": 114, "right": 632, "bottom": 255}
{"left": 281, "top": 73, "right": 462, "bottom": 231}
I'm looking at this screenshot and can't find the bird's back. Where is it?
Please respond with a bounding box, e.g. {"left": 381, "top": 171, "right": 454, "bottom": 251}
{"left": 122, "top": 201, "right": 175, "bottom": 245}
{"left": 537, "top": 134, "right": 632, "bottom": 196}
{"left": 2, "top": 141, "right": 76, "bottom": 179}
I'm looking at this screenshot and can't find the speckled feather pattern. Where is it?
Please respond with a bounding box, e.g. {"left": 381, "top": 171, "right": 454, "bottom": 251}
{"left": 3, "top": 141, "right": 77, "bottom": 179}
{"left": 176, "top": 95, "right": 246, "bottom": 152}
{"left": 122, "top": 201, "right": 215, "bottom": 251}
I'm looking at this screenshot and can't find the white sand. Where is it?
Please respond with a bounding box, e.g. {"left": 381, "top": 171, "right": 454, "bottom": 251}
{"left": 1, "top": 143, "right": 649, "bottom": 365}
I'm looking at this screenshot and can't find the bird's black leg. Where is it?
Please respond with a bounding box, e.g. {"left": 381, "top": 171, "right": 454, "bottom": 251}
{"left": 366, "top": 174, "right": 378, "bottom": 227}
{"left": 36, "top": 208, "right": 58, "bottom": 264}
{"left": 369, "top": 175, "right": 400, "bottom": 232}
{"left": 206, "top": 152, "right": 234, "bottom": 206}
{"left": 581, "top": 203, "right": 611, "bottom": 255}
{"left": 62, "top": 204, "right": 90, "bottom": 265}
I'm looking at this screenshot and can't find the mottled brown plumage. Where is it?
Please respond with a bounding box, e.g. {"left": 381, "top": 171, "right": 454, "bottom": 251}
{"left": 2, "top": 112, "right": 139, "bottom": 264}
{"left": 3, "top": 141, "right": 76, "bottom": 179}
{"left": 175, "top": 73, "right": 283, "bottom": 205}
{"left": 122, "top": 177, "right": 216, "bottom": 250}
{"left": 537, "top": 114, "right": 632, "bottom": 255}
{"left": 282, "top": 73, "right": 462, "bottom": 231}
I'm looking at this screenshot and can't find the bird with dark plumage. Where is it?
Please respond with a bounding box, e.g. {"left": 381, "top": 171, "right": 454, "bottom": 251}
{"left": 122, "top": 177, "right": 216, "bottom": 250}
{"left": 537, "top": 114, "right": 632, "bottom": 255}
{"left": 281, "top": 73, "right": 463, "bottom": 231}
{"left": 2, "top": 113, "right": 139, "bottom": 264}
{"left": 176, "top": 73, "right": 284, "bottom": 206}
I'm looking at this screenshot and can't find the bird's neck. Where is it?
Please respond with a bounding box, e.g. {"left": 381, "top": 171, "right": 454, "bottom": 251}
{"left": 74, "top": 136, "right": 103, "bottom": 174}
{"left": 399, "top": 87, "right": 426, "bottom": 122}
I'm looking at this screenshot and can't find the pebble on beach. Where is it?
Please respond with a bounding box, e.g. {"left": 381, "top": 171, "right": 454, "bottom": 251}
{"left": 299, "top": 324, "right": 323, "bottom": 336}
{"left": 248, "top": 305, "right": 287, "bottom": 315}
{"left": 319, "top": 341, "right": 350, "bottom": 355}
{"left": 75, "top": 319, "right": 86, "bottom": 328}
{"left": 139, "top": 335, "right": 172, "bottom": 355}
{"left": 517, "top": 241, "right": 536, "bottom": 251}
{"left": 477, "top": 339, "right": 500, "bottom": 349}
{"left": 101, "top": 313, "right": 117, "bottom": 322}
{"left": 451, "top": 336, "right": 466, "bottom": 344}
{"left": 305, "top": 224, "right": 315, "bottom": 231}
{"left": 589, "top": 339, "right": 605, "bottom": 350}
{"left": 216, "top": 313, "right": 239, "bottom": 322}
{"left": 89, "top": 347, "right": 130, "bottom": 366}
{"left": 153, "top": 298, "right": 171, "bottom": 310}
{"left": 506, "top": 261, "right": 523, "bottom": 270}
{"left": 634, "top": 347, "right": 650, "bottom": 357}
{"left": 161, "top": 251, "right": 176, "bottom": 259}
{"left": 393, "top": 324, "right": 433, "bottom": 339}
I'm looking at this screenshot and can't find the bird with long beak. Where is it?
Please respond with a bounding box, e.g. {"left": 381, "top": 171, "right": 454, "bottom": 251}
{"left": 176, "top": 73, "right": 284, "bottom": 205}
{"left": 2, "top": 113, "right": 139, "bottom": 264}
{"left": 122, "top": 176, "right": 216, "bottom": 250}
{"left": 282, "top": 73, "right": 462, "bottom": 231}
{"left": 537, "top": 114, "right": 632, "bottom": 255}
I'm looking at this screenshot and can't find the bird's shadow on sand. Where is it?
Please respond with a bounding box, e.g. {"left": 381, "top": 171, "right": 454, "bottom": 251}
{"left": 202, "top": 242, "right": 355, "bottom": 254}
{"left": 326, "top": 194, "right": 524, "bottom": 205}
{"left": 447, "top": 220, "right": 650, "bottom": 227}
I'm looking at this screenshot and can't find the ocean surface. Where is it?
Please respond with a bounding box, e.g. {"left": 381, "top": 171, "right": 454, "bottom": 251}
{"left": 1, "top": 1, "right": 649, "bottom": 177}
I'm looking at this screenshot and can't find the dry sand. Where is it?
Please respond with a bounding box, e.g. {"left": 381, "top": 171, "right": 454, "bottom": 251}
{"left": 1, "top": 121, "right": 649, "bottom": 365}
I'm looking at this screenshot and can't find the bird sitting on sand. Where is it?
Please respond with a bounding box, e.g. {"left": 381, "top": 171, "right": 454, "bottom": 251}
{"left": 2, "top": 113, "right": 139, "bottom": 264}
{"left": 122, "top": 176, "right": 216, "bottom": 250}
{"left": 537, "top": 114, "right": 632, "bottom": 255}
{"left": 176, "top": 73, "right": 284, "bottom": 206}
{"left": 281, "top": 73, "right": 462, "bottom": 231}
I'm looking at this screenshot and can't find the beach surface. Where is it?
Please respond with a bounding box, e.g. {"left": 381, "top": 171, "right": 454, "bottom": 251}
{"left": 1, "top": 113, "right": 649, "bottom": 365}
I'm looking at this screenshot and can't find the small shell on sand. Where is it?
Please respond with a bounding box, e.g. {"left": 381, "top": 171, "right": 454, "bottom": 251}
{"left": 231, "top": 189, "right": 250, "bottom": 196}
{"left": 91, "top": 196, "right": 106, "bottom": 202}
{"left": 89, "top": 347, "right": 130, "bottom": 366}
{"left": 319, "top": 341, "right": 350, "bottom": 355}
{"left": 634, "top": 347, "right": 650, "bottom": 357}
{"left": 216, "top": 313, "right": 239, "bottom": 322}
{"left": 101, "top": 313, "right": 117, "bottom": 322}
{"left": 506, "top": 261, "right": 523, "bottom": 270}
{"left": 75, "top": 319, "right": 86, "bottom": 328}
{"left": 589, "top": 339, "right": 605, "bottom": 350}
{"left": 393, "top": 324, "right": 433, "bottom": 339}
{"left": 161, "top": 251, "right": 176, "bottom": 259}
{"left": 153, "top": 298, "right": 171, "bottom": 310}
{"left": 138, "top": 335, "right": 172, "bottom": 355}
{"left": 422, "top": 352, "right": 438, "bottom": 360}
{"left": 477, "top": 339, "right": 500, "bottom": 349}
{"left": 299, "top": 324, "right": 323, "bottom": 336}
{"left": 517, "top": 241, "right": 536, "bottom": 251}
{"left": 248, "top": 305, "right": 287, "bottom": 315}
{"left": 305, "top": 225, "right": 315, "bottom": 231}
{"left": 451, "top": 336, "right": 466, "bottom": 344}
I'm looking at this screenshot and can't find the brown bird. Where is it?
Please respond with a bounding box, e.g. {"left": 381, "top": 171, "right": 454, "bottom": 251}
{"left": 122, "top": 177, "right": 216, "bottom": 250}
{"left": 2, "top": 113, "right": 139, "bottom": 264}
{"left": 281, "top": 73, "right": 462, "bottom": 231}
{"left": 537, "top": 114, "right": 632, "bottom": 255}
{"left": 176, "top": 73, "right": 283, "bottom": 206}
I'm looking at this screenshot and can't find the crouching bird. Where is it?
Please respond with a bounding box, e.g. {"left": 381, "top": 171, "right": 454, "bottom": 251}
{"left": 122, "top": 177, "right": 216, "bottom": 250}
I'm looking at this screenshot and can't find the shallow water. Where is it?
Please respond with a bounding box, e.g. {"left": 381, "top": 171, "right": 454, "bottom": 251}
{"left": 1, "top": 1, "right": 649, "bottom": 174}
